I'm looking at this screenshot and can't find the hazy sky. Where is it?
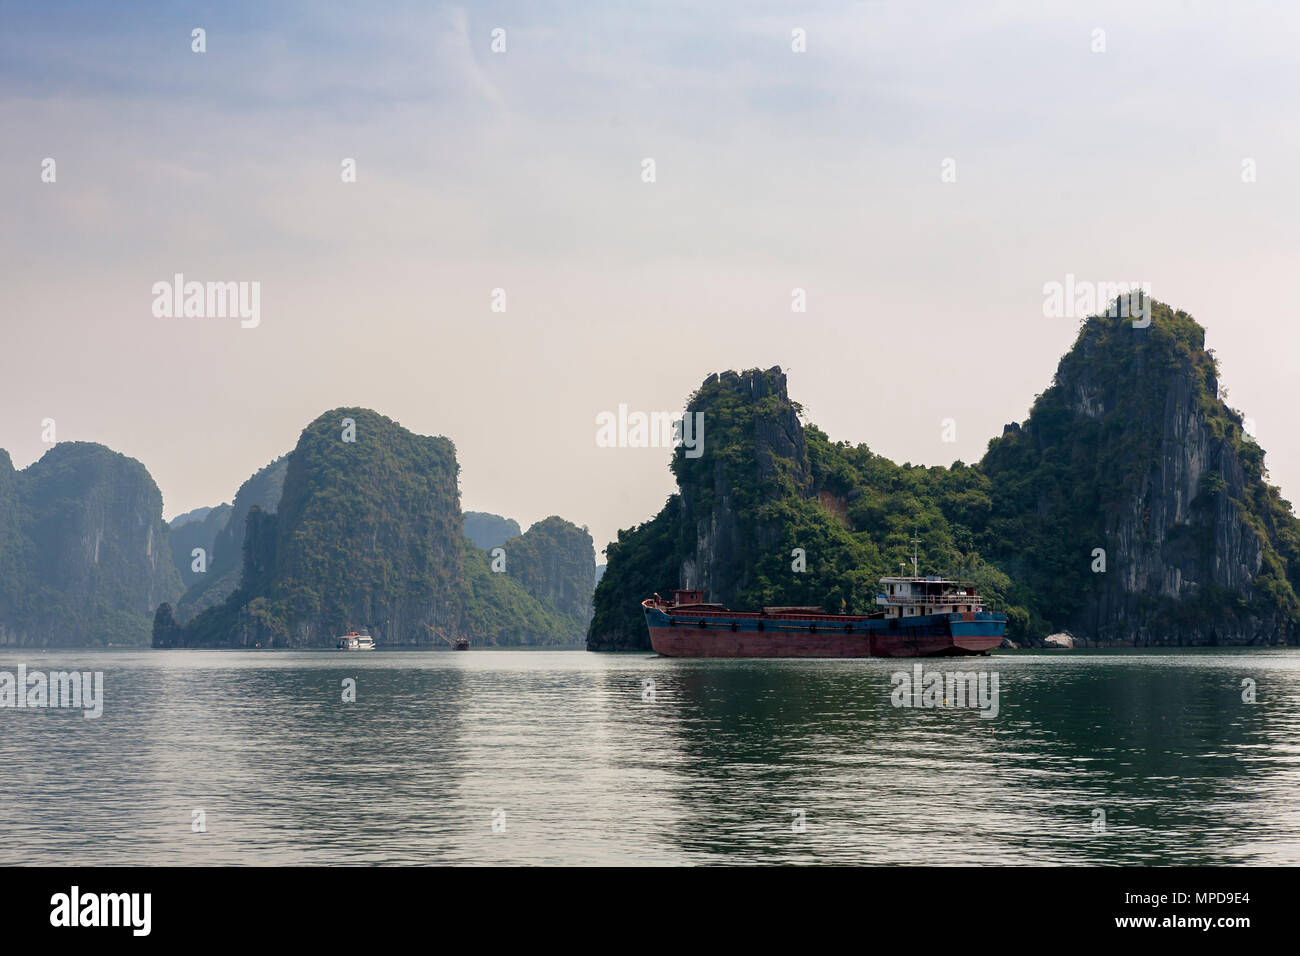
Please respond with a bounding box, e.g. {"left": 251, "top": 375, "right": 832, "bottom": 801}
{"left": 3, "top": 0, "right": 1299, "bottom": 556}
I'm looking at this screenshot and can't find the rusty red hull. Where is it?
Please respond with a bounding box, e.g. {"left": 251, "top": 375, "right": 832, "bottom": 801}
{"left": 642, "top": 597, "right": 1005, "bottom": 659}
{"left": 648, "top": 625, "right": 999, "bottom": 658}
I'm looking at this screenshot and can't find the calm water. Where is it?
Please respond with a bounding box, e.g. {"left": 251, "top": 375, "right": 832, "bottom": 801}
{"left": 2, "top": 647, "right": 1299, "bottom": 865}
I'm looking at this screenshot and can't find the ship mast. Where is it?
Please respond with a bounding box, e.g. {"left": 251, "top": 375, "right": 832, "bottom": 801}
{"left": 911, "top": 533, "right": 920, "bottom": 577}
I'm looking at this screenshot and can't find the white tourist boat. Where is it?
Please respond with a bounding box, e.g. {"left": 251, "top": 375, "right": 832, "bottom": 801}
{"left": 336, "top": 629, "right": 376, "bottom": 650}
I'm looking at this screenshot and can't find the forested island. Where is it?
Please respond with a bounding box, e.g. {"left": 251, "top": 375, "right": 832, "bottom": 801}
{"left": 589, "top": 303, "right": 1300, "bottom": 650}
{"left": 0, "top": 411, "right": 595, "bottom": 648}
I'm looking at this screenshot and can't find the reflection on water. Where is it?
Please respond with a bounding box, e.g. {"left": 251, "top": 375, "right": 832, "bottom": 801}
{"left": 2, "top": 648, "right": 1298, "bottom": 865}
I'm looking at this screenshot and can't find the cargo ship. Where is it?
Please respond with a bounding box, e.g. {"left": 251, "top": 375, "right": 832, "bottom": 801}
{"left": 642, "top": 548, "right": 1005, "bottom": 658}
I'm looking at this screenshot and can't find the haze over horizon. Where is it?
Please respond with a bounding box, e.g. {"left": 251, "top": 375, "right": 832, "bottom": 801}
{"left": 4, "top": 0, "right": 1299, "bottom": 555}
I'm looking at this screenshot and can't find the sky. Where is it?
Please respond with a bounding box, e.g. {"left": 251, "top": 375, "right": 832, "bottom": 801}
{"left": 2, "top": 0, "right": 1299, "bottom": 557}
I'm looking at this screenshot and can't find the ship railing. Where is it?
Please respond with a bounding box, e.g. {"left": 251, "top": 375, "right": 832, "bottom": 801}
{"left": 878, "top": 593, "right": 981, "bottom": 605}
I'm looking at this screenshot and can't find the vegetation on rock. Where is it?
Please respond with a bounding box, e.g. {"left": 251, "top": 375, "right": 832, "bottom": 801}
{"left": 156, "top": 410, "right": 594, "bottom": 647}
{"left": 0, "top": 443, "right": 181, "bottom": 646}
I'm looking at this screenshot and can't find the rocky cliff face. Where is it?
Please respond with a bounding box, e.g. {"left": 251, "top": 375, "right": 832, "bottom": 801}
{"left": 677, "top": 368, "right": 812, "bottom": 606}
{"left": 169, "top": 502, "right": 232, "bottom": 590}
{"left": 983, "top": 304, "right": 1299, "bottom": 645}
{"left": 173, "top": 457, "right": 287, "bottom": 622}
{"left": 196, "top": 408, "right": 465, "bottom": 647}
{"left": 158, "top": 409, "right": 588, "bottom": 648}
{"left": 0, "top": 443, "right": 183, "bottom": 646}
{"left": 502, "top": 516, "right": 597, "bottom": 626}
{"left": 0, "top": 452, "right": 23, "bottom": 637}
{"left": 1089, "top": 346, "right": 1265, "bottom": 640}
